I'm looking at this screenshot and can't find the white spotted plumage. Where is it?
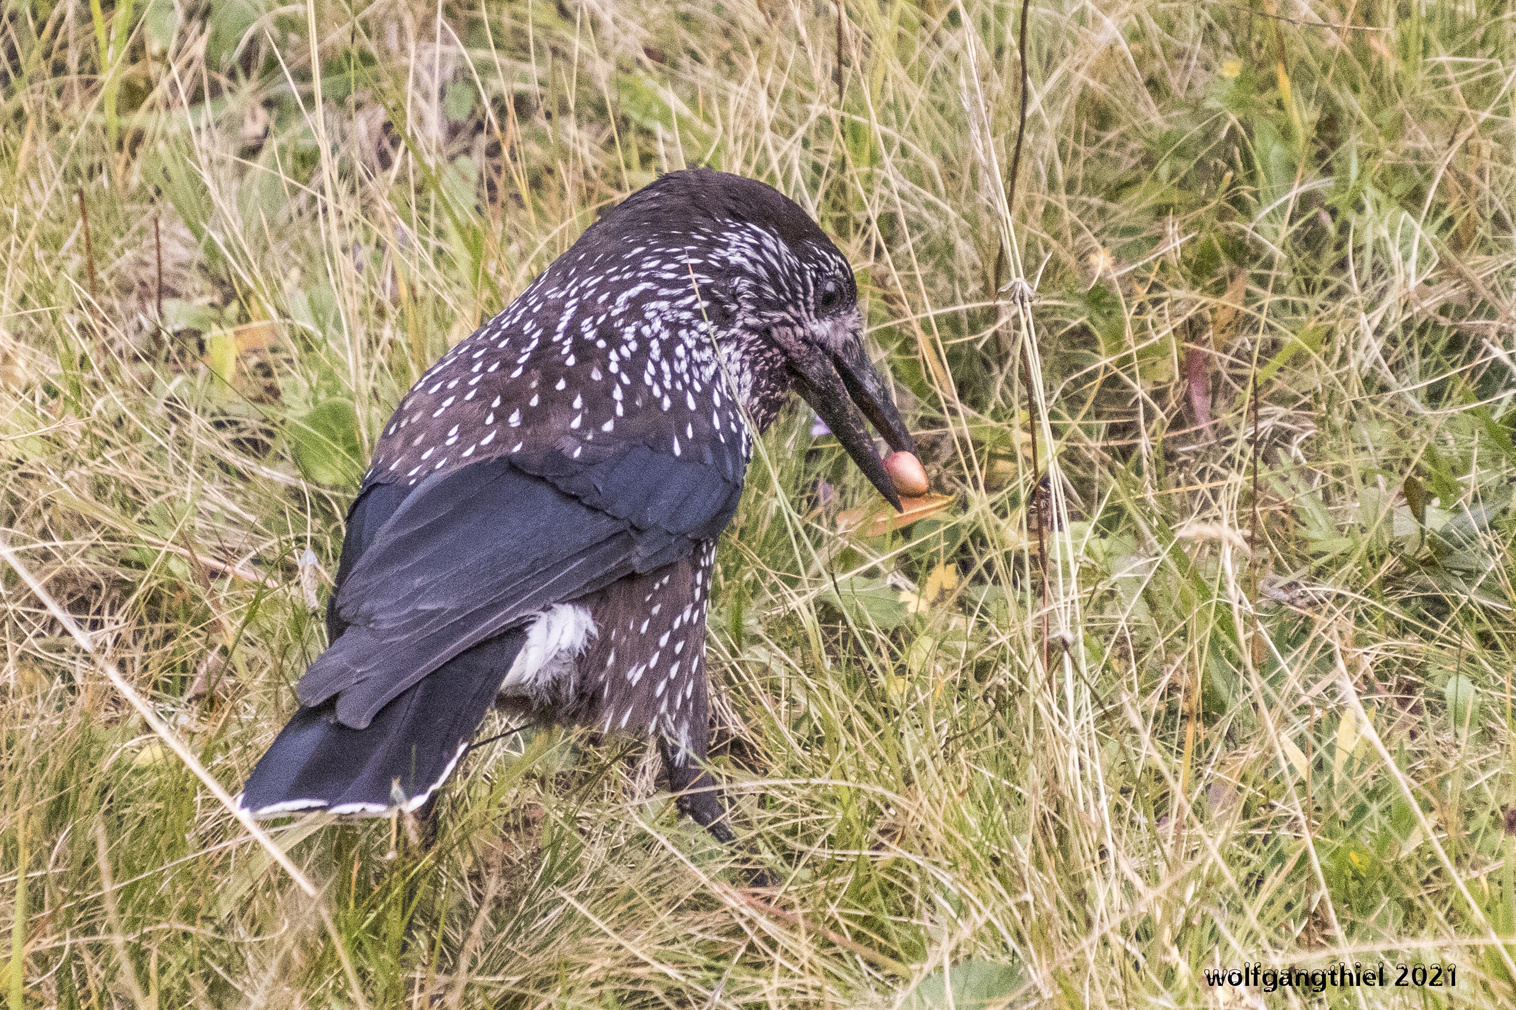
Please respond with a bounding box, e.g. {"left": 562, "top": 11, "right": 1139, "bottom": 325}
{"left": 361, "top": 214, "right": 837, "bottom": 491}
{"left": 251, "top": 171, "right": 883, "bottom": 831}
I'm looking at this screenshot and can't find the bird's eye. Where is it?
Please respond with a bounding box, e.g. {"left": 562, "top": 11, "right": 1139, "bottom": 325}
{"left": 818, "top": 279, "right": 842, "bottom": 312}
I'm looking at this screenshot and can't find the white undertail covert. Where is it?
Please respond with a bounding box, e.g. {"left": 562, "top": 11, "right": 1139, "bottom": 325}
{"left": 498, "top": 603, "right": 597, "bottom": 702}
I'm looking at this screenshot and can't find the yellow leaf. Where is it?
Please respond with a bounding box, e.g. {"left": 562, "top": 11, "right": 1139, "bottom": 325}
{"left": 1356, "top": 704, "right": 1375, "bottom": 764}
{"left": 131, "top": 742, "right": 172, "bottom": 770}
{"left": 203, "top": 321, "right": 277, "bottom": 389}
{"left": 1209, "top": 269, "right": 1248, "bottom": 350}
{"left": 985, "top": 457, "right": 1015, "bottom": 489}
{"left": 1280, "top": 736, "right": 1309, "bottom": 780}
{"left": 1221, "top": 60, "right": 1241, "bottom": 78}
{"left": 922, "top": 563, "right": 959, "bottom": 608}
{"left": 1012, "top": 425, "right": 1036, "bottom": 462}
{"left": 1333, "top": 710, "right": 1357, "bottom": 781}
{"left": 985, "top": 429, "right": 1036, "bottom": 488}
{"left": 904, "top": 635, "right": 939, "bottom": 675}
{"left": 206, "top": 330, "right": 237, "bottom": 384}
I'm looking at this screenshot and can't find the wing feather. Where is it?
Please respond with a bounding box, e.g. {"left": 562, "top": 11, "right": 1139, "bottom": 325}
{"left": 297, "top": 446, "right": 742, "bottom": 729}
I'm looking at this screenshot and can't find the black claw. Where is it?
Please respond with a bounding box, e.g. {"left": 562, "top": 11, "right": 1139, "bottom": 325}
{"left": 661, "top": 740, "right": 776, "bottom": 887}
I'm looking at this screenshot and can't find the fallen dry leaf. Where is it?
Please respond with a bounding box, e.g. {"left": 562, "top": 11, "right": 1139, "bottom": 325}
{"left": 839, "top": 493, "right": 953, "bottom": 537}
{"left": 233, "top": 320, "right": 277, "bottom": 353}
{"left": 1209, "top": 269, "right": 1248, "bottom": 350}
{"left": 1173, "top": 520, "right": 1251, "bottom": 555}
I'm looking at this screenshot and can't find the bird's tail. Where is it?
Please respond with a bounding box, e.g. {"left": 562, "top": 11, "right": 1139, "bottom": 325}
{"left": 239, "top": 630, "right": 526, "bottom": 817}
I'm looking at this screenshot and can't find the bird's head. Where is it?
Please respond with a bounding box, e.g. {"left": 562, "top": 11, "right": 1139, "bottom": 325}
{"left": 583, "top": 170, "right": 918, "bottom": 508}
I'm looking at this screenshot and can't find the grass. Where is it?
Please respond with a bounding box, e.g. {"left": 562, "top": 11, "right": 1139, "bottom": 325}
{"left": 2, "top": 0, "right": 1516, "bottom": 1005}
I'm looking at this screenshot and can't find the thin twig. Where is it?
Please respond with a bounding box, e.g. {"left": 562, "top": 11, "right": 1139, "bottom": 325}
{"left": 1004, "top": 0, "right": 1031, "bottom": 217}
{"left": 1249, "top": 366, "right": 1260, "bottom": 585}
{"left": 1333, "top": 658, "right": 1516, "bottom": 983}
{"left": 1216, "top": 0, "right": 1387, "bottom": 30}
{"left": 138, "top": 535, "right": 280, "bottom": 588}
{"left": 721, "top": 883, "right": 912, "bottom": 976}
{"left": 0, "top": 537, "right": 371, "bottom": 1010}
{"left": 77, "top": 188, "right": 99, "bottom": 308}
{"left": 835, "top": 1, "right": 846, "bottom": 106}
{"left": 0, "top": 540, "right": 307, "bottom": 880}
{"left": 8, "top": 808, "right": 25, "bottom": 1010}
{"left": 154, "top": 216, "right": 164, "bottom": 322}
{"left": 1021, "top": 350, "right": 1049, "bottom": 680}
{"left": 1004, "top": 0, "right": 1044, "bottom": 678}
{"left": 94, "top": 821, "right": 151, "bottom": 1010}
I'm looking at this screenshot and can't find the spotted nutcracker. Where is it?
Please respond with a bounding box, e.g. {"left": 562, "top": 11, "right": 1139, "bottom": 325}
{"left": 239, "top": 170, "right": 916, "bottom": 844}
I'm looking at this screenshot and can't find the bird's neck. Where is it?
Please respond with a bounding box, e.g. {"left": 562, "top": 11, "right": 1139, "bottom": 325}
{"left": 713, "top": 333, "right": 792, "bottom": 433}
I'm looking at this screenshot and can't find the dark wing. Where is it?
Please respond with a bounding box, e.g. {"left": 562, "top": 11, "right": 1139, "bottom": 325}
{"left": 240, "top": 628, "right": 528, "bottom": 816}
{"left": 297, "top": 445, "right": 742, "bottom": 729}
{"left": 323, "top": 479, "right": 417, "bottom": 645}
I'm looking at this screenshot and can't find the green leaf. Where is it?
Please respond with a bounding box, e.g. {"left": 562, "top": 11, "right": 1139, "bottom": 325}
{"left": 441, "top": 155, "right": 479, "bottom": 210}
{"left": 616, "top": 72, "right": 708, "bottom": 146}
{"left": 206, "top": 0, "right": 262, "bottom": 70}
{"left": 142, "top": 0, "right": 179, "bottom": 56}
{"left": 1439, "top": 503, "right": 1506, "bottom": 545}
{"left": 964, "top": 583, "right": 1009, "bottom": 625}
{"left": 1403, "top": 475, "right": 1427, "bottom": 527}
{"left": 443, "top": 80, "right": 476, "bottom": 123}
{"left": 1405, "top": 569, "right": 1510, "bottom": 610}
{"left": 904, "top": 959, "right": 1022, "bottom": 1009}
{"left": 821, "top": 576, "right": 909, "bottom": 630}
{"left": 1071, "top": 281, "right": 1126, "bottom": 360}
{"left": 1250, "top": 324, "right": 1323, "bottom": 394}
{"left": 1253, "top": 117, "right": 1295, "bottom": 204}
{"left": 286, "top": 284, "right": 338, "bottom": 342}
{"left": 903, "top": 635, "right": 938, "bottom": 676}
{"left": 149, "top": 143, "right": 215, "bottom": 248}
{"left": 161, "top": 299, "right": 221, "bottom": 335}
{"left": 288, "top": 400, "right": 363, "bottom": 487}
{"left": 1444, "top": 675, "right": 1479, "bottom": 731}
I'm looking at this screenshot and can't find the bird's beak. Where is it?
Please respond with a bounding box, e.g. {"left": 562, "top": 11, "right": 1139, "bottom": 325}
{"left": 791, "top": 339, "right": 916, "bottom": 511}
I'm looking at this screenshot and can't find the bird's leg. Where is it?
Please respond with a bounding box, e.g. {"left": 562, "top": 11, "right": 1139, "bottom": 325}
{"left": 659, "top": 736, "right": 778, "bottom": 890}
{"left": 659, "top": 736, "right": 734, "bottom": 844}
{"left": 406, "top": 793, "right": 442, "bottom": 849}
